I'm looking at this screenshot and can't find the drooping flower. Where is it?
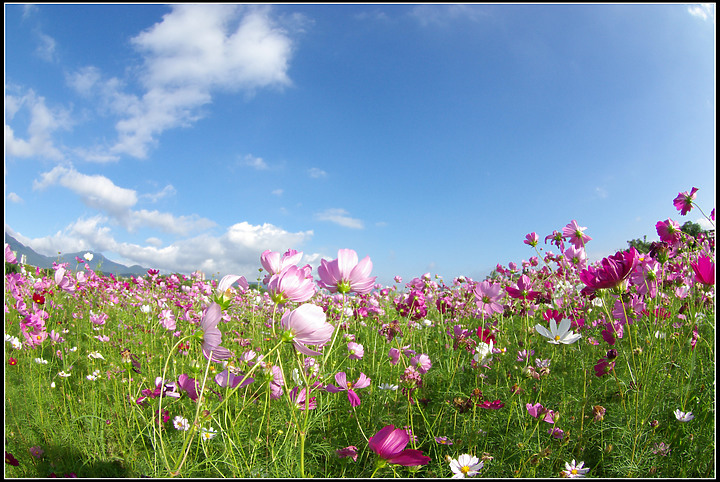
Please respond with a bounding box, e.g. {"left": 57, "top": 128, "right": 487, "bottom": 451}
{"left": 198, "top": 302, "right": 234, "bottom": 362}
{"left": 534, "top": 318, "right": 581, "bottom": 345}
{"left": 325, "top": 372, "right": 371, "bottom": 407}
{"left": 267, "top": 265, "right": 316, "bottom": 304}
{"left": 368, "top": 424, "right": 430, "bottom": 466}
{"left": 280, "top": 303, "right": 334, "bottom": 356}
{"left": 674, "top": 409, "right": 694, "bottom": 422}
{"left": 673, "top": 187, "right": 698, "bottom": 215}
{"left": 214, "top": 369, "right": 254, "bottom": 389}
{"left": 289, "top": 386, "right": 317, "bottom": 410}
{"left": 317, "top": 249, "right": 377, "bottom": 295}
{"left": 592, "top": 405, "right": 606, "bottom": 422}
{"left": 691, "top": 255, "right": 715, "bottom": 286}
{"left": 449, "top": 453, "right": 484, "bottom": 478}
{"left": 562, "top": 220, "right": 593, "bottom": 249}
{"left": 561, "top": 459, "right": 590, "bottom": 478}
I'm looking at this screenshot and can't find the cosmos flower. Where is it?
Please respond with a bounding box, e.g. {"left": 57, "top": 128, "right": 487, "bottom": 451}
{"left": 317, "top": 249, "right": 377, "bottom": 295}
{"left": 449, "top": 453, "right": 484, "bottom": 478}
{"left": 524, "top": 232, "right": 539, "bottom": 247}
{"left": 473, "top": 281, "right": 505, "bottom": 317}
{"left": 368, "top": 425, "right": 430, "bottom": 466}
{"left": 674, "top": 409, "right": 695, "bottom": 422}
{"left": 260, "top": 249, "right": 304, "bottom": 284}
{"left": 580, "top": 248, "right": 637, "bottom": 294}
{"left": 534, "top": 318, "right": 581, "bottom": 345}
{"left": 267, "top": 265, "right": 316, "bottom": 304}
{"left": 561, "top": 460, "right": 590, "bottom": 478}
{"left": 5, "top": 244, "right": 17, "bottom": 264}
{"left": 336, "top": 445, "right": 359, "bottom": 462}
{"left": 562, "top": 220, "right": 593, "bottom": 249}
{"left": 691, "top": 255, "right": 715, "bottom": 286}
{"left": 673, "top": 187, "right": 698, "bottom": 215}
{"left": 505, "top": 274, "right": 540, "bottom": 301}
{"left": 199, "top": 302, "right": 234, "bottom": 362}
{"left": 280, "top": 303, "right": 334, "bottom": 356}
{"left": 656, "top": 219, "right": 682, "bottom": 245}
{"left": 325, "top": 372, "right": 371, "bottom": 407}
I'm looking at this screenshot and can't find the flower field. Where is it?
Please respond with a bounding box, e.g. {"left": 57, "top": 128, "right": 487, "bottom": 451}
{"left": 4, "top": 188, "right": 715, "bottom": 478}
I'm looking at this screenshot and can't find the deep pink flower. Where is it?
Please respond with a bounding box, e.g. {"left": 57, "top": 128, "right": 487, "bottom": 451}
{"left": 289, "top": 386, "right": 316, "bottom": 410}
{"left": 526, "top": 403, "right": 556, "bottom": 423}
{"left": 336, "top": 445, "right": 359, "bottom": 462}
{"left": 267, "top": 265, "right": 316, "bottom": 304}
{"left": 580, "top": 248, "right": 638, "bottom": 294}
{"left": 317, "top": 249, "right": 377, "bottom": 295}
{"left": 691, "top": 255, "right": 715, "bottom": 286}
{"left": 562, "top": 220, "right": 592, "bottom": 249}
{"left": 594, "top": 357, "right": 615, "bottom": 377}
{"left": 199, "top": 302, "right": 234, "bottom": 362}
{"left": 505, "top": 274, "right": 540, "bottom": 301}
{"left": 326, "top": 372, "right": 371, "bottom": 407}
{"left": 479, "top": 399, "right": 505, "bottom": 409}
{"left": 280, "top": 303, "right": 334, "bottom": 356}
{"left": 5, "top": 451, "right": 19, "bottom": 466}
{"left": 656, "top": 219, "right": 682, "bottom": 245}
{"left": 524, "top": 232, "right": 539, "bottom": 247}
{"left": 368, "top": 425, "right": 430, "bottom": 466}
{"left": 673, "top": 187, "right": 698, "bottom": 215}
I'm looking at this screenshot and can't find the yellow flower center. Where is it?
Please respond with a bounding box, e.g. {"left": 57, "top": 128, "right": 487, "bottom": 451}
{"left": 554, "top": 335, "right": 561, "bottom": 341}
{"left": 571, "top": 469, "right": 578, "bottom": 475}
{"left": 461, "top": 465, "right": 471, "bottom": 475}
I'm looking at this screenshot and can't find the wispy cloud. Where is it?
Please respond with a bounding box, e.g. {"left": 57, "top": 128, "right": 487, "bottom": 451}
{"left": 243, "top": 153, "right": 269, "bottom": 170}
{"left": 35, "top": 31, "right": 57, "bottom": 62}
{"left": 315, "top": 208, "right": 364, "bottom": 229}
{"left": 7, "top": 192, "right": 24, "bottom": 204}
{"left": 687, "top": 4, "right": 715, "bottom": 22}
{"left": 308, "top": 167, "right": 327, "bottom": 178}
{"left": 4, "top": 87, "right": 70, "bottom": 161}
{"left": 271, "top": 188, "right": 283, "bottom": 196}
{"left": 409, "top": 4, "right": 489, "bottom": 27}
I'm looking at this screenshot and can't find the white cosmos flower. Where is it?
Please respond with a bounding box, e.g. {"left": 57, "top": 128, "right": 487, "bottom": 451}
{"left": 449, "top": 453, "right": 484, "bottom": 478}
{"left": 535, "top": 319, "right": 581, "bottom": 345}
{"left": 674, "top": 409, "right": 694, "bottom": 422}
{"left": 84, "top": 252, "right": 94, "bottom": 261}
{"left": 473, "top": 340, "right": 494, "bottom": 365}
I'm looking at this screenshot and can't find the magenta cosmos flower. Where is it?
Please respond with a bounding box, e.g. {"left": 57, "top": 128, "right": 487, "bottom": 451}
{"left": 325, "top": 372, "right": 371, "bottom": 407}
{"left": 368, "top": 425, "right": 430, "bottom": 466}
{"left": 505, "top": 274, "right": 540, "bottom": 301}
{"left": 655, "top": 219, "right": 682, "bottom": 245}
{"left": 199, "top": 302, "right": 234, "bottom": 362}
{"left": 562, "top": 220, "right": 592, "bottom": 249}
{"left": 524, "top": 232, "right": 539, "bottom": 247}
{"left": 267, "top": 265, "right": 316, "bottom": 304}
{"left": 673, "top": 187, "right": 698, "bottom": 215}
{"left": 280, "top": 303, "right": 334, "bottom": 356}
{"left": 580, "top": 248, "right": 637, "bottom": 295}
{"left": 691, "top": 255, "right": 715, "bottom": 286}
{"left": 317, "top": 249, "right": 377, "bottom": 295}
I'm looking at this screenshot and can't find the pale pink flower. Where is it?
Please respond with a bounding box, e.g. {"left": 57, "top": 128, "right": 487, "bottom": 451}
{"left": 280, "top": 303, "right": 334, "bottom": 356}
{"left": 410, "top": 353, "right": 432, "bottom": 374}
{"left": 347, "top": 341, "right": 365, "bottom": 360}
{"left": 473, "top": 281, "right": 505, "bottom": 317}
{"left": 317, "top": 249, "right": 377, "bottom": 295}
{"left": 260, "top": 249, "right": 304, "bottom": 284}
{"left": 199, "top": 302, "right": 234, "bottom": 362}
{"left": 267, "top": 265, "right": 317, "bottom": 304}
{"left": 5, "top": 244, "right": 17, "bottom": 264}
{"left": 562, "top": 220, "right": 592, "bottom": 249}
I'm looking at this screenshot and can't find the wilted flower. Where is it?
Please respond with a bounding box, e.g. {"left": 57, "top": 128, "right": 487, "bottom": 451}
{"left": 652, "top": 442, "right": 671, "bottom": 456}
{"left": 592, "top": 405, "right": 606, "bottom": 421}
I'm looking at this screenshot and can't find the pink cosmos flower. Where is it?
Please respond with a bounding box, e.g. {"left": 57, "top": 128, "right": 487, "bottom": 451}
{"left": 594, "top": 357, "right": 614, "bottom": 377}
{"left": 347, "top": 341, "right": 365, "bottom": 360}
{"left": 267, "top": 265, "right": 317, "bottom": 304}
{"left": 691, "top": 255, "right": 715, "bottom": 286}
{"left": 159, "top": 309, "right": 177, "bottom": 330}
{"left": 54, "top": 267, "right": 76, "bottom": 293}
{"left": 673, "top": 187, "right": 698, "bottom": 215}
{"left": 215, "top": 274, "right": 249, "bottom": 304}
{"left": 526, "top": 403, "right": 556, "bottom": 423}
{"left": 317, "top": 249, "right": 377, "bottom": 295}
{"left": 473, "top": 281, "right": 505, "bottom": 317}
{"left": 199, "top": 302, "right": 234, "bottom": 362}
{"left": 655, "top": 219, "right": 682, "bottom": 245}
{"left": 524, "top": 232, "right": 539, "bottom": 247}
{"left": 388, "top": 347, "right": 401, "bottom": 365}
{"left": 280, "top": 303, "right": 334, "bottom": 356}
{"left": 410, "top": 353, "right": 432, "bottom": 374}
{"left": 562, "top": 220, "right": 592, "bottom": 249}
{"left": 505, "top": 274, "right": 540, "bottom": 301}
{"left": 5, "top": 244, "right": 17, "bottom": 264}
{"left": 368, "top": 425, "right": 431, "bottom": 466}
{"left": 336, "top": 446, "right": 359, "bottom": 462}
{"left": 289, "top": 386, "right": 316, "bottom": 410}
{"left": 214, "top": 369, "right": 254, "bottom": 389}
{"left": 260, "top": 249, "right": 304, "bottom": 284}
{"left": 325, "top": 372, "right": 371, "bottom": 407}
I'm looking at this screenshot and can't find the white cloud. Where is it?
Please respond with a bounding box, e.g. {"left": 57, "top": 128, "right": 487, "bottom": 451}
{"left": 315, "top": 208, "right": 364, "bottom": 229}
{"left": 409, "top": 4, "right": 489, "bottom": 27}
{"left": 7, "top": 192, "right": 24, "bottom": 203}
{"left": 140, "top": 184, "right": 176, "bottom": 203}
{"left": 35, "top": 32, "right": 57, "bottom": 62}
{"left": 243, "top": 153, "right": 269, "bottom": 170}
{"left": 688, "top": 4, "right": 715, "bottom": 22}
{"left": 4, "top": 88, "right": 69, "bottom": 161}
{"left": 272, "top": 188, "right": 283, "bottom": 196}
{"left": 8, "top": 218, "right": 315, "bottom": 278}
{"left": 108, "top": 4, "right": 296, "bottom": 158}
{"left": 308, "top": 167, "right": 327, "bottom": 178}
{"left": 697, "top": 217, "right": 714, "bottom": 231}
{"left": 32, "top": 165, "right": 215, "bottom": 235}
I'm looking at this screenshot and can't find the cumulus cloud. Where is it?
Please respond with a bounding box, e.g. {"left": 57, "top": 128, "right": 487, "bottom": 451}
{"left": 7, "top": 192, "right": 24, "bottom": 203}
{"left": 315, "top": 208, "right": 364, "bottom": 229}
{"left": 4, "top": 87, "right": 69, "bottom": 161}
{"left": 8, "top": 218, "right": 315, "bottom": 278}
{"left": 32, "top": 164, "right": 215, "bottom": 235}
{"left": 108, "top": 4, "right": 296, "bottom": 158}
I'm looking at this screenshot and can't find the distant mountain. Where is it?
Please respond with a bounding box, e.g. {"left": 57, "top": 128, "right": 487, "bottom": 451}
{"left": 4, "top": 233, "right": 151, "bottom": 277}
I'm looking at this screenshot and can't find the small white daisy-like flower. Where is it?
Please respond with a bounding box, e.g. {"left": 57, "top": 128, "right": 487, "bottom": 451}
{"left": 58, "top": 371, "right": 72, "bottom": 378}
{"left": 449, "top": 453, "right": 484, "bottom": 478}
{"left": 173, "top": 416, "right": 190, "bottom": 431}
{"left": 378, "top": 383, "right": 398, "bottom": 391}
{"left": 674, "top": 409, "right": 695, "bottom": 422}
{"left": 561, "top": 459, "right": 590, "bottom": 478}
{"left": 34, "top": 357, "right": 49, "bottom": 365}
{"left": 201, "top": 427, "right": 217, "bottom": 440}
{"left": 87, "top": 351, "right": 105, "bottom": 360}
{"left": 535, "top": 319, "right": 581, "bottom": 345}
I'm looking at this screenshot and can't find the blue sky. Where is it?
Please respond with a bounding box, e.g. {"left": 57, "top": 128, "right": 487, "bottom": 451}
{"left": 4, "top": 3, "right": 716, "bottom": 286}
